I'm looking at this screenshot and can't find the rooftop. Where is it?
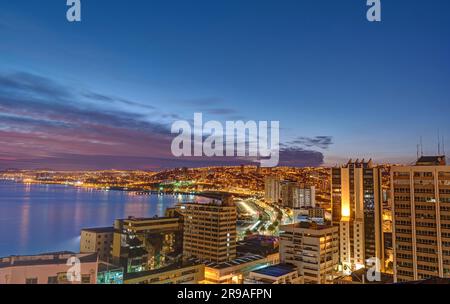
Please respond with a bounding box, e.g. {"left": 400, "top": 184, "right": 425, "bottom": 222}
{"left": 281, "top": 221, "right": 334, "bottom": 231}
{"left": 189, "top": 255, "right": 266, "bottom": 270}
{"left": 251, "top": 263, "right": 297, "bottom": 278}
{"left": 123, "top": 261, "right": 200, "bottom": 280}
{"left": 334, "top": 268, "right": 393, "bottom": 284}
{"left": 341, "top": 159, "right": 373, "bottom": 169}
{"left": 81, "top": 226, "right": 114, "bottom": 233}
{"left": 416, "top": 155, "right": 447, "bottom": 166}
{"left": 0, "top": 252, "right": 98, "bottom": 268}
{"left": 237, "top": 236, "right": 279, "bottom": 257}
{"left": 397, "top": 277, "right": 450, "bottom": 285}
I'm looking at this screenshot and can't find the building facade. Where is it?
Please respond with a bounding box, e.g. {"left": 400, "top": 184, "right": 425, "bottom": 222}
{"left": 392, "top": 156, "right": 450, "bottom": 282}
{"left": 279, "top": 222, "right": 339, "bottom": 284}
{"left": 293, "top": 185, "right": 316, "bottom": 209}
{"left": 112, "top": 216, "right": 183, "bottom": 273}
{"left": 181, "top": 201, "right": 237, "bottom": 263}
{"left": 124, "top": 262, "right": 205, "bottom": 284}
{"left": 0, "top": 252, "right": 98, "bottom": 284}
{"left": 265, "top": 176, "right": 281, "bottom": 204}
{"left": 331, "top": 159, "right": 384, "bottom": 273}
{"left": 80, "top": 227, "right": 114, "bottom": 262}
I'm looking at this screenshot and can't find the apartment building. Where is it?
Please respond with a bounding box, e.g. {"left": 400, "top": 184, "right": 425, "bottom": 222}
{"left": 80, "top": 226, "right": 114, "bottom": 262}
{"left": 112, "top": 216, "right": 183, "bottom": 273}
{"left": 392, "top": 156, "right": 450, "bottom": 282}
{"left": 279, "top": 222, "right": 339, "bottom": 284}
{"left": 181, "top": 200, "right": 237, "bottom": 263}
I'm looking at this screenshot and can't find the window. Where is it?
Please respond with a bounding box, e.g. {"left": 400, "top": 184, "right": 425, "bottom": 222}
{"left": 81, "top": 275, "right": 91, "bottom": 284}
{"left": 48, "top": 276, "right": 58, "bottom": 284}
{"left": 26, "top": 278, "right": 38, "bottom": 284}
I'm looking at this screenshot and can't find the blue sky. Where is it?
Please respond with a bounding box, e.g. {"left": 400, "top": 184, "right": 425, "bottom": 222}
{"left": 0, "top": 0, "right": 449, "bottom": 169}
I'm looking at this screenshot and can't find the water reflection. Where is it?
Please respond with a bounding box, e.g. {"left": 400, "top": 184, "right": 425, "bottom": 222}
{"left": 0, "top": 181, "right": 208, "bottom": 257}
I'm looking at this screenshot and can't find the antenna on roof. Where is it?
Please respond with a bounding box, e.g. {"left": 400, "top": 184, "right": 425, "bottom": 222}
{"left": 417, "top": 144, "right": 420, "bottom": 160}
{"left": 438, "top": 129, "right": 441, "bottom": 155}
{"left": 420, "top": 136, "right": 424, "bottom": 156}
{"left": 443, "top": 135, "right": 446, "bottom": 156}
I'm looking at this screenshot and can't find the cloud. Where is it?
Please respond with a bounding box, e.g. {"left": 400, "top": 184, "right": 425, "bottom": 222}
{"left": 178, "top": 97, "right": 242, "bottom": 120}
{"left": 82, "top": 92, "right": 156, "bottom": 111}
{"left": 0, "top": 72, "right": 71, "bottom": 100}
{"left": 205, "top": 108, "right": 237, "bottom": 115}
{"left": 278, "top": 147, "right": 324, "bottom": 167}
{"left": 0, "top": 70, "right": 326, "bottom": 169}
{"left": 286, "top": 136, "right": 334, "bottom": 150}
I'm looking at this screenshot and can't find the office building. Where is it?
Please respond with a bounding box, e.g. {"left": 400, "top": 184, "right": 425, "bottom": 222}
{"left": 181, "top": 200, "right": 237, "bottom": 263}
{"left": 112, "top": 216, "right": 183, "bottom": 273}
{"left": 279, "top": 222, "right": 339, "bottom": 284}
{"left": 392, "top": 156, "right": 450, "bottom": 282}
{"left": 264, "top": 176, "right": 280, "bottom": 204}
{"left": 331, "top": 159, "right": 384, "bottom": 273}
{"left": 80, "top": 227, "right": 114, "bottom": 262}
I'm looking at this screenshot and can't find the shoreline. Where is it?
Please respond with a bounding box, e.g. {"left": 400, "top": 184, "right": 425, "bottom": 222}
{"left": 0, "top": 178, "right": 257, "bottom": 200}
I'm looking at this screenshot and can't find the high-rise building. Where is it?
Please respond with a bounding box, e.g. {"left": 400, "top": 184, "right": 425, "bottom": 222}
{"left": 392, "top": 156, "right": 450, "bottom": 282}
{"left": 80, "top": 227, "right": 114, "bottom": 262}
{"left": 279, "top": 222, "right": 339, "bottom": 284}
{"left": 112, "top": 216, "right": 183, "bottom": 273}
{"left": 331, "top": 159, "right": 384, "bottom": 273}
{"left": 264, "top": 176, "right": 280, "bottom": 204}
{"left": 293, "top": 185, "right": 316, "bottom": 209}
{"left": 181, "top": 200, "right": 237, "bottom": 263}
{"left": 280, "top": 180, "right": 297, "bottom": 208}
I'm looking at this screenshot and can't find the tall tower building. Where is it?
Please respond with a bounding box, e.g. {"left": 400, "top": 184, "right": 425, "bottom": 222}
{"left": 280, "top": 180, "right": 297, "bottom": 208}
{"left": 392, "top": 156, "right": 450, "bottom": 282}
{"left": 331, "top": 159, "right": 384, "bottom": 273}
{"left": 265, "top": 176, "right": 281, "bottom": 204}
{"left": 181, "top": 200, "right": 237, "bottom": 263}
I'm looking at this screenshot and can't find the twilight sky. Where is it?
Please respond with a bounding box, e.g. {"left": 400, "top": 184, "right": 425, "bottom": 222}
{"left": 0, "top": 0, "right": 449, "bottom": 170}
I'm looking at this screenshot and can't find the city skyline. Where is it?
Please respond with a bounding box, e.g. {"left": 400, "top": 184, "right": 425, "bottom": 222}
{"left": 1, "top": 0, "right": 450, "bottom": 170}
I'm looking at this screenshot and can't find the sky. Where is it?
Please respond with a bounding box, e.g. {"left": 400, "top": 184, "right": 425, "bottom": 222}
{"left": 0, "top": 0, "right": 449, "bottom": 170}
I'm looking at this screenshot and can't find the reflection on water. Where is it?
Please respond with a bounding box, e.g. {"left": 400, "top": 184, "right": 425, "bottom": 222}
{"left": 0, "top": 181, "right": 203, "bottom": 257}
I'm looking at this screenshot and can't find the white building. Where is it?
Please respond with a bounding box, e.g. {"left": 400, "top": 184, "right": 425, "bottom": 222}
{"left": 279, "top": 222, "right": 339, "bottom": 284}
{"left": 293, "top": 186, "right": 316, "bottom": 209}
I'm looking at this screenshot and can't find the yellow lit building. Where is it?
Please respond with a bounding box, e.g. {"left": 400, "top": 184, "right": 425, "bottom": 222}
{"left": 331, "top": 159, "right": 384, "bottom": 273}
